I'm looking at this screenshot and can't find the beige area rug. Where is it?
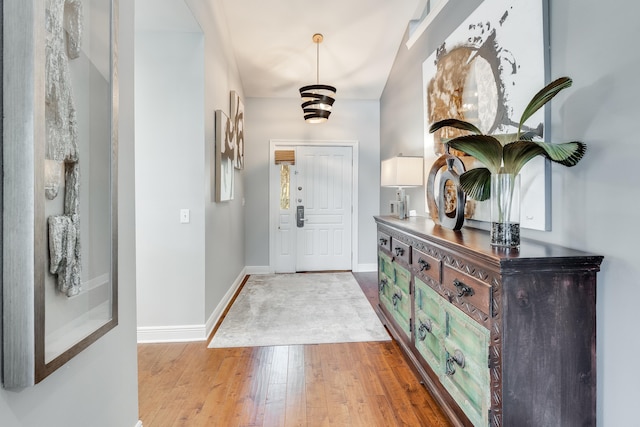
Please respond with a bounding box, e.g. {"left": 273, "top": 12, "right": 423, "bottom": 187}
{"left": 208, "top": 272, "right": 390, "bottom": 348}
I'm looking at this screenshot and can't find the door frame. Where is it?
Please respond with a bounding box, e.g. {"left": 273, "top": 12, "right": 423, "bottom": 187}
{"left": 269, "top": 139, "right": 359, "bottom": 273}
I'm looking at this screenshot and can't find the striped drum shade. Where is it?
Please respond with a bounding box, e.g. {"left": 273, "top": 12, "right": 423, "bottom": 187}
{"left": 299, "top": 33, "right": 336, "bottom": 123}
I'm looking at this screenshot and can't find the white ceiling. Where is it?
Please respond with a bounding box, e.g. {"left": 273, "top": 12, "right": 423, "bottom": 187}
{"left": 219, "top": 0, "right": 423, "bottom": 100}
{"left": 137, "top": 0, "right": 426, "bottom": 100}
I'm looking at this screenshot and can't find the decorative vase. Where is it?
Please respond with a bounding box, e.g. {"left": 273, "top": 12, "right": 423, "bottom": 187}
{"left": 490, "top": 173, "right": 520, "bottom": 248}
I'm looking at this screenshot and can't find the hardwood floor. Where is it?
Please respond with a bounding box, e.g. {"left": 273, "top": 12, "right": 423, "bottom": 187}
{"left": 138, "top": 272, "right": 451, "bottom": 427}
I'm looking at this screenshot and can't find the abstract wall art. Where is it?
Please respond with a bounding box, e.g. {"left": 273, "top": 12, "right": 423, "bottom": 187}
{"left": 215, "top": 109, "right": 235, "bottom": 201}
{"left": 423, "top": 0, "right": 551, "bottom": 231}
{"left": 230, "top": 90, "right": 245, "bottom": 170}
{"left": 3, "top": 0, "right": 119, "bottom": 388}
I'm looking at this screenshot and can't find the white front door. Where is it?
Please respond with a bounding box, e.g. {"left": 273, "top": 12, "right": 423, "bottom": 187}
{"left": 271, "top": 143, "right": 353, "bottom": 272}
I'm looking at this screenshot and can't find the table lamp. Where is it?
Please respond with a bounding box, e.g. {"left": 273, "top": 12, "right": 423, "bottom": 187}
{"left": 381, "top": 156, "right": 424, "bottom": 219}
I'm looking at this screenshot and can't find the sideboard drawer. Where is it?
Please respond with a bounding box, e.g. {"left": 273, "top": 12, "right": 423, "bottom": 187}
{"left": 378, "top": 230, "right": 391, "bottom": 251}
{"left": 378, "top": 248, "right": 411, "bottom": 339}
{"left": 442, "top": 303, "right": 491, "bottom": 427}
{"left": 442, "top": 266, "right": 491, "bottom": 316}
{"left": 390, "top": 283, "right": 411, "bottom": 338}
{"left": 379, "top": 251, "right": 394, "bottom": 279}
{"left": 414, "top": 277, "right": 445, "bottom": 373}
{"left": 391, "top": 239, "right": 410, "bottom": 264}
{"left": 380, "top": 282, "right": 411, "bottom": 339}
{"left": 412, "top": 247, "right": 441, "bottom": 283}
{"left": 394, "top": 262, "right": 411, "bottom": 295}
{"left": 379, "top": 273, "right": 394, "bottom": 308}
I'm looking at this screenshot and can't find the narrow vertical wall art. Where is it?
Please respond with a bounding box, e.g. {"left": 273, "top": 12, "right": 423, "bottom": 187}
{"left": 230, "top": 91, "right": 245, "bottom": 170}
{"left": 3, "top": 0, "right": 119, "bottom": 388}
{"left": 215, "top": 109, "right": 235, "bottom": 201}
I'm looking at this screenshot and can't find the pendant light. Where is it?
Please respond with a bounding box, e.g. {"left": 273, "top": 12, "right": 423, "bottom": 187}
{"left": 299, "top": 33, "right": 336, "bottom": 123}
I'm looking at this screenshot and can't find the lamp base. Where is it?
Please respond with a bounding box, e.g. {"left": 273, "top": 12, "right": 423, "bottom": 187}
{"left": 390, "top": 192, "right": 410, "bottom": 220}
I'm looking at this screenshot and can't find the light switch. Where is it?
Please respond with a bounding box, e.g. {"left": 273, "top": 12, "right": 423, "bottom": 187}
{"left": 180, "top": 209, "right": 190, "bottom": 224}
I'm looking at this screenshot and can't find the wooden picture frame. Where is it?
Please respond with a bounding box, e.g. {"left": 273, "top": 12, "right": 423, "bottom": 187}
{"left": 3, "top": 0, "right": 119, "bottom": 387}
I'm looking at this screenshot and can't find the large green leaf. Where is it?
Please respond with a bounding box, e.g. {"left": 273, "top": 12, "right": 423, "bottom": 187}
{"left": 429, "top": 119, "right": 482, "bottom": 135}
{"left": 492, "top": 127, "right": 541, "bottom": 147}
{"left": 502, "top": 141, "right": 546, "bottom": 175}
{"left": 518, "top": 77, "right": 572, "bottom": 137}
{"left": 534, "top": 141, "right": 587, "bottom": 166}
{"left": 428, "top": 76, "right": 586, "bottom": 190}
{"left": 460, "top": 168, "right": 492, "bottom": 201}
{"left": 446, "top": 135, "right": 503, "bottom": 174}
{"left": 493, "top": 133, "right": 518, "bottom": 146}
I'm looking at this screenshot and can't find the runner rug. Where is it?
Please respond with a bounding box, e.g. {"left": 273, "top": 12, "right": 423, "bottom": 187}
{"left": 208, "top": 272, "right": 390, "bottom": 348}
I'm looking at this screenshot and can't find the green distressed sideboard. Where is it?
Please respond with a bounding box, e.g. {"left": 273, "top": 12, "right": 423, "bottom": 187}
{"left": 374, "top": 216, "right": 603, "bottom": 427}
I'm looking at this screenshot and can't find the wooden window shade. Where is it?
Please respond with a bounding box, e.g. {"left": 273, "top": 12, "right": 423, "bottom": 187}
{"left": 275, "top": 150, "right": 295, "bottom": 165}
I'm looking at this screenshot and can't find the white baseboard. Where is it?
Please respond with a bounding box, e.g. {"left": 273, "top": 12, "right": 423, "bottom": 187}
{"left": 247, "top": 265, "right": 377, "bottom": 274}
{"left": 136, "top": 269, "right": 248, "bottom": 344}
{"left": 137, "top": 324, "right": 206, "bottom": 343}
{"left": 354, "top": 263, "right": 377, "bottom": 272}
{"left": 205, "top": 268, "right": 247, "bottom": 339}
{"left": 245, "top": 265, "right": 271, "bottom": 275}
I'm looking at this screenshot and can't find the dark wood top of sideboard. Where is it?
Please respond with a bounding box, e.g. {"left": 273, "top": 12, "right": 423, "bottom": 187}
{"left": 374, "top": 216, "right": 603, "bottom": 274}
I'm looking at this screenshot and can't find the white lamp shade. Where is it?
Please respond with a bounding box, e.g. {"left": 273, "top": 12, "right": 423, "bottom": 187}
{"left": 381, "top": 156, "right": 424, "bottom": 187}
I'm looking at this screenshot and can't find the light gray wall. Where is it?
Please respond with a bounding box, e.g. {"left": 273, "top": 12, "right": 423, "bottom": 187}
{"left": 0, "top": 0, "right": 139, "bottom": 425}
{"left": 544, "top": 2, "right": 640, "bottom": 423}
{"left": 135, "top": 30, "right": 207, "bottom": 328}
{"left": 380, "top": 0, "right": 640, "bottom": 424}
{"left": 134, "top": 0, "right": 246, "bottom": 334}
{"left": 244, "top": 98, "right": 381, "bottom": 270}
{"left": 184, "top": 0, "right": 247, "bottom": 320}
{"left": 380, "top": 0, "right": 482, "bottom": 216}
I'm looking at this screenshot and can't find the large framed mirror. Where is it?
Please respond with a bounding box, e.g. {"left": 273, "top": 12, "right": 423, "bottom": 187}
{"left": 3, "top": 0, "right": 118, "bottom": 387}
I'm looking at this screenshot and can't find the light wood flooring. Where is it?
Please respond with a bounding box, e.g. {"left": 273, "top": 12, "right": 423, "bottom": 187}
{"left": 138, "top": 272, "right": 451, "bottom": 427}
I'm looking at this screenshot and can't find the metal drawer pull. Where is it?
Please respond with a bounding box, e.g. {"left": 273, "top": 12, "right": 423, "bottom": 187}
{"left": 418, "top": 258, "right": 430, "bottom": 271}
{"left": 417, "top": 319, "right": 433, "bottom": 341}
{"left": 379, "top": 278, "right": 388, "bottom": 292}
{"left": 445, "top": 349, "right": 466, "bottom": 376}
{"left": 392, "top": 292, "right": 402, "bottom": 307}
{"left": 453, "top": 279, "right": 475, "bottom": 298}
{"left": 394, "top": 247, "right": 405, "bottom": 257}
{"left": 379, "top": 238, "right": 388, "bottom": 246}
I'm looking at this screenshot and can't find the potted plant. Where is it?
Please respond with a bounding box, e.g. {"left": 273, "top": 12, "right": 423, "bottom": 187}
{"left": 429, "top": 77, "right": 586, "bottom": 247}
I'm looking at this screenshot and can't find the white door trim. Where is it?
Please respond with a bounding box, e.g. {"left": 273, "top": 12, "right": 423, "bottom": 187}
{"left": 269, "top": 139, "right": 359, "bottom": 273}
